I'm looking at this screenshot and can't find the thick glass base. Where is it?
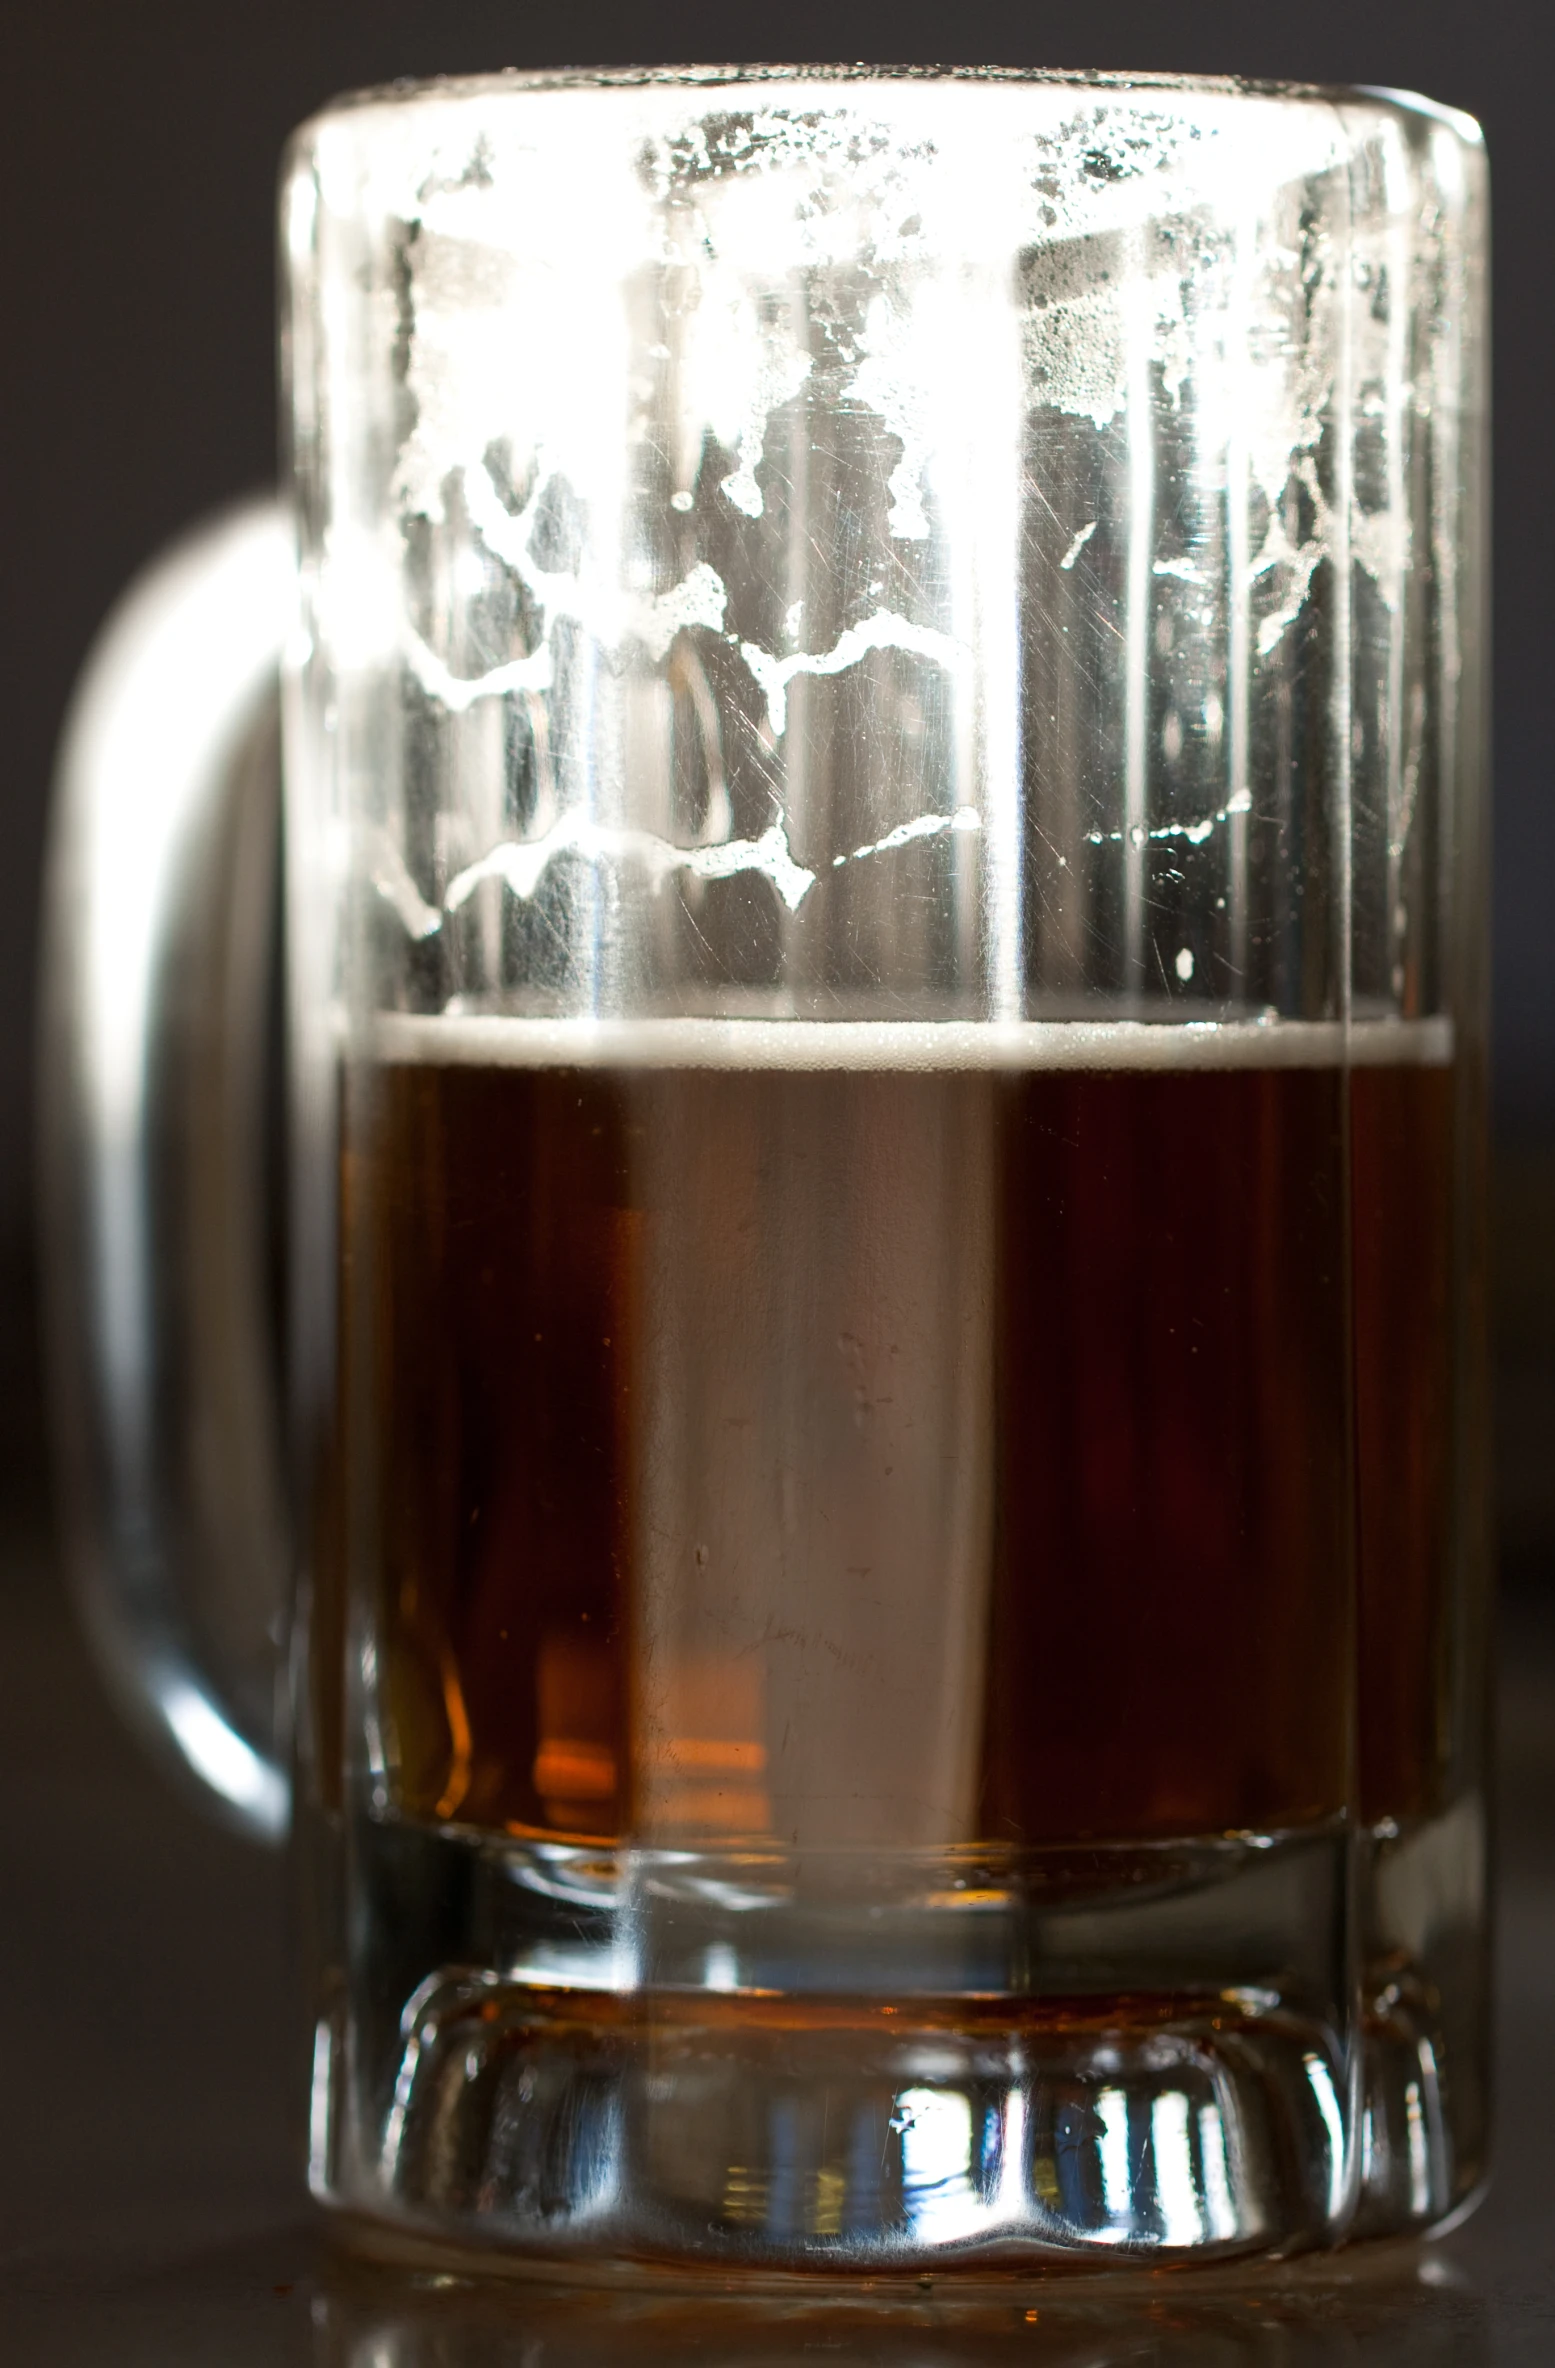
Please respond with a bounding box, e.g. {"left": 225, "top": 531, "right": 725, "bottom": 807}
{"left": 311, "top": 1811, "right": 1355, "bottom": 2270}
{"left": 1355, "top": 1794, "right": 1489, "bottom": 2238}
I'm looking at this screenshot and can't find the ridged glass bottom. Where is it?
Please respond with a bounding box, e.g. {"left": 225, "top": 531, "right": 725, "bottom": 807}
{"left": 310, "top": 1810, "right": 1360, "bottom": 2270}
{"left": 1355, "top": 1793, "right": 1489, "bottom": 2237}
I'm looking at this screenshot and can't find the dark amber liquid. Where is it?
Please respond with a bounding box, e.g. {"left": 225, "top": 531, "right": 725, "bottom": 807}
{"left": 326, "top": 1038, "right": 1458, "bottom": 1851}
{"left": 979, "top": 1063, "right": 1350, "bottom": 1842}
{"left": 1352, "top": 1062, "right": 1456, "bottom": 1824}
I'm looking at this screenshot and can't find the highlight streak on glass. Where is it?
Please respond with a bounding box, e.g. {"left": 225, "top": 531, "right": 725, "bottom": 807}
{"left": 1198, "top": 2102, "right": 1238, "bottom": 2241}
{"left": 897, "top": 2087, "right": 982, "bottom": 2244}
{"left": 1303, "top": 2052, "right": 1349, "bottom": 2223}
{"left": 1123, "top": 262, "right": 1156, "bottom": 999}
{"left": 1151, "top": 2091, "right": 1204, "bottom": 2247}
{"left": 1405, "top": 2079, "right": 1431, "bottom": 2215}
{"left": 1225, "top": 204, "right": 1254, "bottom": 993}
{"left": 1097, "top": 2087, "right": 1132, "bottom": 2224}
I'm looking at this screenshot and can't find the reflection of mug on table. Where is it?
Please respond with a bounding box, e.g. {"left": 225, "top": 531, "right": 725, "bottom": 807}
{"left": 44, "top": 68, "right": 1488, "bottom": 2271}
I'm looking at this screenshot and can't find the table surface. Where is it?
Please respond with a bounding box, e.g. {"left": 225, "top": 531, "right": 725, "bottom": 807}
{"left": 3, "top": 1528, "right": 1552, "bottom": 2365}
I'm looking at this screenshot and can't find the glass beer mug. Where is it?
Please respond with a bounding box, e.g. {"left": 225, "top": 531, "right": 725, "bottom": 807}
{"left": 42, "top": 67, "right": 1489, "bottom": 2274}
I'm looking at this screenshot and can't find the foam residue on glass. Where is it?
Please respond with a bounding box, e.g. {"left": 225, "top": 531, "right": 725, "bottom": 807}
{"left": 294, "top": 80, "right": 1479, "bottom": 1029}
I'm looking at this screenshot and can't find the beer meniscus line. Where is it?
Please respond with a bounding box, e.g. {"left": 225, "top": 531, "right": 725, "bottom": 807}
{"left": 366, "top": 1011, "right": 1455, "bottom": 1073}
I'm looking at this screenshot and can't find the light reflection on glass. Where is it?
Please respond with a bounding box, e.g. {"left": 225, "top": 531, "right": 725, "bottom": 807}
{"left": 1096, "top": 2086, "right": 1132, "bottom": 2222}
{"left": 162, "top": 1676, "right": 287, "bottom": 1829}
{"left": 1405, "top": 2077, "right": 1431, "bottom": 2215}
{"left": 308, "top": 2015, "right": 334, "bottom": 2196}
{"left": 896, "top": 2086, "right": 981, "bottom": 2242}
{"left": 995, "top": 2084, "right": 1029, "bottom": 2220}
{"left": 703, "top": 1941, "right": 739, "bottom": 1992}
{"left": 1303, "top": 2052, "right": 1348, "bottom": 2221}
{"left": 1150, "top": 2090, "right": 1202, "bottom": 2246}
{"left": 1198, "top": 2100, "right": 1238, "bottom": 2241}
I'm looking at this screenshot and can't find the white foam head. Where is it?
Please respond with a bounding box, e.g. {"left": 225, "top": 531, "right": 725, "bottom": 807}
{"left": 370, "top": 1010, "right": 1454, "bottom": 1073}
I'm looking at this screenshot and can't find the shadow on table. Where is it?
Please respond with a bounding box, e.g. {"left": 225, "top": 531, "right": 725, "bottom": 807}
{"left": 314, "top": 2241, "right": 1495, "bottom": 2364}
{"left": 3, "top": 2222, "right": 1500, "bottom": 2367}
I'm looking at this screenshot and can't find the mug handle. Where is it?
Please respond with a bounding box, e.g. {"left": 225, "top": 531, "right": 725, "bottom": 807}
{"left": 39, "top": 502, "right": 294, "bottom": 1840}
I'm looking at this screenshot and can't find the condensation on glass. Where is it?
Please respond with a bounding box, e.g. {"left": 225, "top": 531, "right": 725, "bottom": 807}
{"left": 281, "top": 68, "right": 1488, "bottom": 2271}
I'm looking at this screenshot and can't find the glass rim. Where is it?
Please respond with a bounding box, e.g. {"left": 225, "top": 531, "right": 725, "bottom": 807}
{"left": 297, "top": 62, "right": 1481, "bottom": 148}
